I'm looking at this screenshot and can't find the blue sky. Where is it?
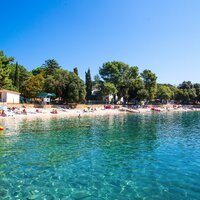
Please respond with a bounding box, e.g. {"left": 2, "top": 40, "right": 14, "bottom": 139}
{"left": 1, "top": 0, "right": 200, "bottom": 85}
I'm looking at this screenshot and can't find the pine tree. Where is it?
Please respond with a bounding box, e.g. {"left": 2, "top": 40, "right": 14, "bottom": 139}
{"left": 42, "top": 59, "right": 61, "bottom": 77}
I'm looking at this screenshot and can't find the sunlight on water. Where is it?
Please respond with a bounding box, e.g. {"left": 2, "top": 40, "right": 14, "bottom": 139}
{"left": 0, "top": 112, "right": 200, "bottom": 199}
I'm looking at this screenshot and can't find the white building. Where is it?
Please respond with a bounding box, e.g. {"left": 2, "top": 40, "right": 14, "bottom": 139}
{"left": 0, "top": 89, "right": 20, "bottom": 104}
{"left": 91, "top": 87, "right": 124, "bottom": 104}
{"left": 103, "top": 94, "right": 124, "bottom": 104}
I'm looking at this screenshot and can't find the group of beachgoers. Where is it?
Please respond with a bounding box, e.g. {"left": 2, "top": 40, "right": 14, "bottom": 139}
{"left": 0, "top": 106, "right": 58, "bottom": 117}
{"left": 0, "top": 106, "right": 28, "bottom": 117}
{"left": 0, "top": 104, "right": 199, "bottom": 119}
{"left": 123, "top": 104, "right": 200, "bottom": 113}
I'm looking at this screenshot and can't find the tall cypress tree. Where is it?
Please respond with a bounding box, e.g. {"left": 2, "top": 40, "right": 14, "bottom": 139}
{"left": 73, "top": 67, "right": 78, "bottom": 75}
{"left": 14, "top": 62, "right": 19, "bottom": 90}
{"left": 85, "top": 69, "right": 92, "bottom": 100}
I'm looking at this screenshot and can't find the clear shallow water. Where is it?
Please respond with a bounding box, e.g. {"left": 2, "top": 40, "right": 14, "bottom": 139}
{"left": 0, "top": 112, "right": 200, "bottom": 200}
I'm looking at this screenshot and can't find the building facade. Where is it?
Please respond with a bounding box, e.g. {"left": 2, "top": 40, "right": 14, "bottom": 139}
{"left": 0, "top": 89, "right": 20, "bottom": 104}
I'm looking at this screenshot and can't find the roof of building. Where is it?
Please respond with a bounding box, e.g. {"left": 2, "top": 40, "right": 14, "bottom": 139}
{"left": 0, "top": 89, "right": 20, "bottom": 95}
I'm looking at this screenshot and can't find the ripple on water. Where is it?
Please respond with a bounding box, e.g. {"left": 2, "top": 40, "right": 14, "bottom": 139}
{"left": 0, "top": 112, "right": 200, "bottom": 199}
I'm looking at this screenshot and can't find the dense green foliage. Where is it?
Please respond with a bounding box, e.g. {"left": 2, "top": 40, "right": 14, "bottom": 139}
{"left": 40, "top": 62, "right": 86, "bottom": 103}
{"left": 1, "top": 50, "right": 200, "bottom": 104}
{"left": 141, "top": 70, "right": 157, "bottom": 101}
{"left": 98, "top": 82, "right": 117, "bottom": 99}
{"left": 157, "top": 85, "right": 173, "bottom": 101}
{"left": 21, "top": 74, "right": 45, "bottom": 98}
{"left": 128, "top": 78, "right": 148, "bottom": 101}
{"left": 85, "top": 69, "right": 92, "bottom": 100}
{"left": 14, "top": 62, "right": 19, "bottom": 90}
{"left": 42, "top": 59, "right": 61, "bottom": 77}
{"left": 0, "top": 51, "right": 14, "bottom": 89}
{"left": 99, "top": 61, "right": 140, "bottom": 102}
{"left": 99, "top": 61, "right": 157, "bottom": 102}
{"left": 0, "top": 51, "right": 86, "bottom": 103}
{"left": 9, "top": 62, "right": 31, "bottom": 92}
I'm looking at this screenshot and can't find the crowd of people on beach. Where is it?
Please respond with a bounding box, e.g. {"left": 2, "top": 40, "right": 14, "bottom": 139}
{"left": 0, "top": 104, "right": 199, "bottom": 119}
{"left": 0, "top": 105, "right": 63, "bottom": 118}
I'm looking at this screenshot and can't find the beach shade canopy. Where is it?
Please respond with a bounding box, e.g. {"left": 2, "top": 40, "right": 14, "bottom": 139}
{"left": 36, "top": 92, "right": 56, "bottom": 98}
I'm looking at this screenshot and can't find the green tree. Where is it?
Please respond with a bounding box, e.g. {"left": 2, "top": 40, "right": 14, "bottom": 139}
{"left": 174, "top": 89, "right": 189, "bottom": 104}
{"left": 178, "top": 81, "right": 193, "bottom": 90}
{"left": 99, "top": 61, "right": 130, "bottom": 84}
{"left": 44, "top": 68, "right": 85, "bottom": 103}
{"left": 73, "top": 67, "right": 78, "bottom": 75}
{"left": 42, "top": 59, "right": 61, "bottom": 77}
{"left": 164, "top": 84, "right": 178, "bottom": 99}
{"left": 14, "top": 62, "right": 19, "bottom": 90}
{"left": 0, "top": 50, "right": 13, "bottom": 89}
{"left": 44, "top": 69, "right": 69, "bottom": 101}
{"left": 9, "top": 63, "right": 31, "bottom": 92}
{"left": 32, "top": 67, "right": 44, "bottom": 76}
{"left": 141, "top": 69, "right": 157, "bottom": 101}
{"left": 128, "top": 78, "right": 146, "bottom": 100}
{"left": 157, "top": 85, "right": 173, "bottom": 101}
{"left": 99, "top": 61, "right": 139, "bottom": 101}
{"left": 21, "top": 74, "right": 45, "bottom": 98}
{"left": 194, "top": 83, "right": 200, "bottom": 102}
{"left": 85, "top": 69, "right": 92, "bottom": 100}
{"left": 66, "top": 72, "right": 86, "bottom": 103}
{"left": 99, "top": 82, "right": 117, "bottom": 97}
{"left": 188, "top": 88, "right": 197, "bottom": 102}
{"left": 118, "top": 66, "right": 139, "bottom": 101}
{"left": 176, "top": 81, "right": 197, "bottom": 103}
{"left": 137, "top": 89, "right": 149, "bottom": 101}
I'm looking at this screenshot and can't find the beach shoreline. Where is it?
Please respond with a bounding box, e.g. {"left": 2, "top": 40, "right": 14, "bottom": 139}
{"left": 0, "top": 104, "right": 200, "bottom": 124}
{"left": 0, "top": 106, "right": 123, "bottom": 123}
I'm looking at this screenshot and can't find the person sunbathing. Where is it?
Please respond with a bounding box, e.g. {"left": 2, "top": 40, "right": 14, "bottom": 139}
{"left": 22, "top": 109, "right": 27, "bottom": 115}
{"left": 36, "top": 109, "right": 42, "bottom": 113}
{"left": 51, "top": 109, "right": 58, "bottom": 114}
{"left": 1, "top": 110, "right": 7, "bottom": 117}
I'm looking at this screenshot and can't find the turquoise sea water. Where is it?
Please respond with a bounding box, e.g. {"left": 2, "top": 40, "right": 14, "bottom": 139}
{"left": 0, "top": 112, "right": 200, "bottom": 200}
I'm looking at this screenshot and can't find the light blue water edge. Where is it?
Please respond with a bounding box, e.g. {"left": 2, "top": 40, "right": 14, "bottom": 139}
{"left": 0, "top": 112, "right": 200, "bottom": 200}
